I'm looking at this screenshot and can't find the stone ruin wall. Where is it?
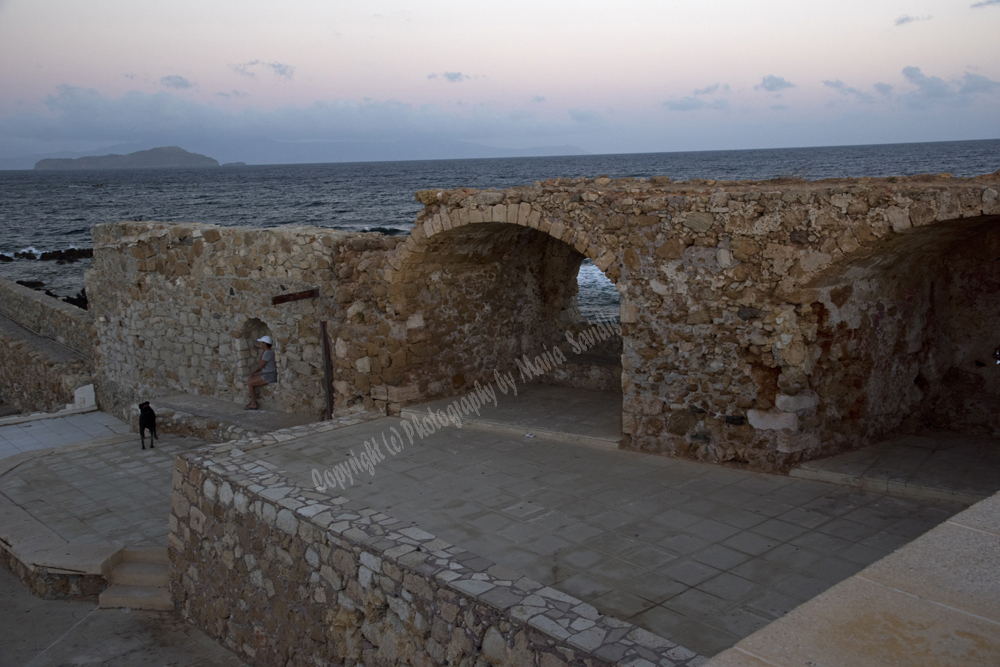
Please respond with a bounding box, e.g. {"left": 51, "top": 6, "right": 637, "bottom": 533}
{"left": 87, "top": 222, "right": 401, "bottom": 421}
{"left": 394, "top": 171, "right": 1000, "bottom": 468}
{"left": 88, "top": 170, "right": 1000, "bottom": 469}
{"left": 0, "top": 278, "right": 94, "bottom": 413}
{"left": 0, "top": 277, "right": 94, "bottom": 355}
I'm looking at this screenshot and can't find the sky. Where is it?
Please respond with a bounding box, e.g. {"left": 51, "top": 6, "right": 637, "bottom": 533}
{"left": 0, "top": 0, "right": 998, "bottom": 164}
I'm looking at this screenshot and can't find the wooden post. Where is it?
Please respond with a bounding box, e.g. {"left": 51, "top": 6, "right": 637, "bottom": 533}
{"left": 320, "top": 321, "right": 333, "bottom": 421}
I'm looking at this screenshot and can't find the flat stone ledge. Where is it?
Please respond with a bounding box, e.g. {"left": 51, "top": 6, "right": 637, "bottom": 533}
{"left": 0, "top": 433, "right": 139, "bottom": 599}
{"left": 0, "top": 405, "right": 98, "bottom": 428}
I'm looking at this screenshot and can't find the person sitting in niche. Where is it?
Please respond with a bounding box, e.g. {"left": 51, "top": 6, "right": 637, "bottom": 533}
{"left": 246, "top": 335, "right": 277, "bottom": 410}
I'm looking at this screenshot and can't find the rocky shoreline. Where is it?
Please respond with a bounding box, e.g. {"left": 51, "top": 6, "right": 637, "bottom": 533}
{"left": 0, "top": 247, "right": 93, "bottom": 264}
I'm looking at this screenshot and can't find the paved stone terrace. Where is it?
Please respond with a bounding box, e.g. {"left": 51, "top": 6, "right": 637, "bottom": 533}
{"left": 0, "top": 411, "right": 130, "bottom": 460}
{"left": 403, "top": 383, "right": 623, "bottom": 448}
{"left": 0, "top": 566, "right": 247, "bottom": 666}
{"left": 254, "top": 417, "right": 966, "bottom": 657}
{"left": 792, "top": 430, "right": 1000, "bottom": 504}
{"left": 0, "top": 433, "right": 207, "bottom": 547}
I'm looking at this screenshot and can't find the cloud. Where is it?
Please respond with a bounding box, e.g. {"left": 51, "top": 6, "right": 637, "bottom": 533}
{"left": 903, "top": 66, "right": 954, "bottom": 99}
{"left": 216, "top": 90, "right": 248, "bottom": 99}
{"left": 568, "top": 108, "right": 600, "bottom": 123}
{"left": 232, "top": 60, "right": 294, "bottom": 80}
{"left": 428, "top": 71, "right": 471, "bottom": 82}
{"left": 665, "top": 83, "right": 731, "bottom": 111}
{"left": 771, "top": 104, "right": 789, "bottom": 110}
{"left": 233, "top": 61, "right": 258, "bottom": 78}
{"left": 691, "top": 83, "right": 729, "bottom": 95}
{"left": 895, "top": 15, "right": 932, "bottom": 26}
{"left": 960, "top": 72, "right": 1000, "bottom": 94}
{"left": 664, "top": 97, "right": 730, "bottom": 112}
{"left": 900, "top": 66, "right": 1000, "bottom": 108}
{"left": 755, "top": 75, "right": 794, "bottom": 92}
{"left": 0, "top": 84, "right": 576, "bottom": 156}
{"left": 160, "top": 75, "right": 194, "bottom": 90}
{"left": 874, "top": 82, "right": 893, "bottom": 96}
{"left": 530, "top": 95, "right": 545, "bottom": 103}
{"left": 123, "top": 73, "right": 136, "bottom": 81}
{"left": 267, "top": 62, "right": 294, "bottom": 79}
{"left": 971, "top": 0, "right": 1000, "bottom": 6}
{"left": 822, "top": 79, "right": 875, "bottom": 103}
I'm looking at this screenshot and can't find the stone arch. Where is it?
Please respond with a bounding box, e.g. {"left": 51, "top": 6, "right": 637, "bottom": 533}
{"left": 801, "top": 214, "right": 1000, "bottom": 444}
{"left": 235, "top": 317, "right": 272, "bottom": 381}
{"left": 384, "top": 215, "right": 626, "bottom": 406}
{"left": 387, "top": 210, "right": 621, "bottom": 286}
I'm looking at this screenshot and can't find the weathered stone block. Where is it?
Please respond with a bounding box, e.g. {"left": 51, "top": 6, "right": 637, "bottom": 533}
{"left": 747, "top": 409, "right": 799, "bottom": 431}
{"left": 681, "top": 211, "right": 715, "bottom": 233}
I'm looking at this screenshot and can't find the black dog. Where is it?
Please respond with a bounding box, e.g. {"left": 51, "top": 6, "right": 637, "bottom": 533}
{"left": 139, "top": 402, "right": 158, "bottom": 450}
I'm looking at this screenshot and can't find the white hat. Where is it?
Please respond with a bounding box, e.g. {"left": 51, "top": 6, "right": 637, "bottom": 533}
{"left": 257, "top": 335, "right": 272, "bottom": 345}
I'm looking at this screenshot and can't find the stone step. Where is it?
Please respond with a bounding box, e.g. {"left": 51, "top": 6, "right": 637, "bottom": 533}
{"left": 111, "top": 560, "right": 169, "bottom": 587}
{"left": 98, "top": 583, "right": 173, "bottom": 611}
{"left": 120, "top": 547, "right": 169, "bottom": 564}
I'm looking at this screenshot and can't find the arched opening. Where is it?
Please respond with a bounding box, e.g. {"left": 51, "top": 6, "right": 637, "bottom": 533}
{"left": 235, "top": 317, "right": 272, "bottom": 384}
{"left": 807, "top": 215, "right": 1000, "bottom": 448}
{"left": 388, "top": 221, "right": 623, "bottom": 439}
{"left": 576, "top": 257, "right": 621, "bottom": 324}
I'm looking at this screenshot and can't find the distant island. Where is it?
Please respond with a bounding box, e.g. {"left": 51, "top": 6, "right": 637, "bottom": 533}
{"left": 34, "top": 146, "right": 219, "bottom": 170}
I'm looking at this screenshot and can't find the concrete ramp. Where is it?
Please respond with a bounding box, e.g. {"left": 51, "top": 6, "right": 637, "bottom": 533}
{"left": 401, "top": 383, "right": 621, "bottom": 449}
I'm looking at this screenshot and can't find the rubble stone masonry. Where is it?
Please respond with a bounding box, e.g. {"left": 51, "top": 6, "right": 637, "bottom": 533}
{"left": 89, "top": 170, "right": 1000, "bottom": 469}
{"left": 0, "top": 278, "right": 93, "bottom": 413}
{"left": 0, "top": 277, "right": 94, "bottom": 356}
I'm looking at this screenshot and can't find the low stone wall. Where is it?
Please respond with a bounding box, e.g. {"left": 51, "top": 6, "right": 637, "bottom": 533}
{"left": 0, "top": 324, "right": 92, "bottom": 414}
{"left": 125, "top": 401, "right": 257, "bottom": 444}
{"left": 0, "top": 278, "right": 95, "bottom": 413}
{"left": 170, "top": 420, "right": 701, "bottom": 667}
{"left": 0, "top": 277, "right": 93, "bottom": 356}
{"left": 0, "top": 545, "right": 105, "bottom": 601}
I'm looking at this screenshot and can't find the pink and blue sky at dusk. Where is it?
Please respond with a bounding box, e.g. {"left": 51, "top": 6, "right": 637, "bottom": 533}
{"left": 0, "top": 0, "right": 997, "bottom": 164}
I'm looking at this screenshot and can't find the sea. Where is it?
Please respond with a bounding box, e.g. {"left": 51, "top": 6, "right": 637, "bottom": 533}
{"left": 1, "top": 138, "right": 997, "bottom": 321}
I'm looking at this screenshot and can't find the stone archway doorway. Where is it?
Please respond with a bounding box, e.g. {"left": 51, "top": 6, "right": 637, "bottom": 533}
{"left": 386, "top": 219, "right": 625, "bottom": 447}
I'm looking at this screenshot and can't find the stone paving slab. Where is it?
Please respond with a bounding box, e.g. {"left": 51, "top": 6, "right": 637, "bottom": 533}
{"left": 0, "top": 565, "right": 247, "bottom": 667}
{"left": 791, "top": 431, "right": 1000, "bottom": 503}
{"left": 179, "top": 432, "right": 706, "bottom": 667}
{"left": 251, "top": 416, "right": 965, "bottom": 657}
{"left": 707, "top": 488, "right": 1000, "bottom": 666}
{"left": 0, "top": 411, "right": 130, "bottom": 462}
{"left": 0, "top": 434, "right": 208, "bottom": 548}
{"left": 403, "top": 384, "right": 622, "bottom": 449}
